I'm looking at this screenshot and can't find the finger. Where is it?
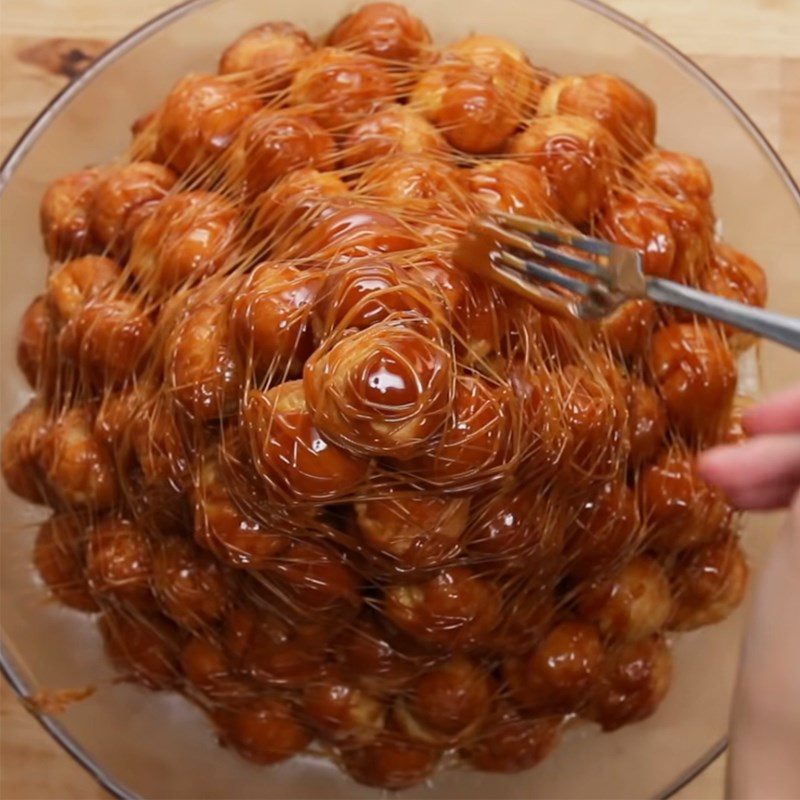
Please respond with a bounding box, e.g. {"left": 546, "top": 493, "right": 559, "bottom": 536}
{"left": 744, "top": 384, "right": 800, "bottom": 435}
{"left": 697, "top": 433, "right": 800, "bottom": 510}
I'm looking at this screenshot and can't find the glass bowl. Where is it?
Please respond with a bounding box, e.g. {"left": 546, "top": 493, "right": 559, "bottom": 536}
{"left": 1, "top": 1, "right": 798, "bottom": 797}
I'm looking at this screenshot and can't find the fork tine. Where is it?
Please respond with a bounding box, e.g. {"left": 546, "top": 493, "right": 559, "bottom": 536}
{"left": 497, "top": 250, "right": 596, "bottom": 298}
{"left": 496, "top": 213, "right": 615, "bottom": 258}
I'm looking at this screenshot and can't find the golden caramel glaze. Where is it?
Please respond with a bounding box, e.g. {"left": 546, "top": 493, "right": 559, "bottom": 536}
{"left": 585, "top": 633, "right": 672, "bottom": 731}
{"left": 16, "top": 296, "right": 57, "bottom": 393}
{"left": 539, "top": 73, "right": 656, "bottom": 159}
{"left": 180, "top": 634, "right": 247, "bottom": 701}
{"left": 244, "top": 382, "right": 371, "bottom": 502}
{"left": 155, "top": 74, "right": 261, "bottom": 174}
{"left": 1, "top": 401, "right": 50, "bottom": 504}
{"left": 340, "top": 734, "right": 442, "bottom": 789}
{"left": 46, "top": 256, "right": 122, "bottom": 323}
{"left": 598, "top": 299, "right": 657, "bottom": 360}
{"left": 625, "top": 379, "right": 667, "bottom": 467}
{"left": 288, "top": 48, "right": 397, "bottom": 131}
{"left": 327, "top": 2, "right": 432, "bottom": 62}
{"left": 218, "top": 22, "right": 314, "bottom": 92}
{"left": 39, "top": 167, "right": 104, "bottom": 261}
{"left": 465, "top": 160, "right": 553, "bottom": 218}
{"left": 507, "top": 114, "right": 620, "bottom": 224}
{"left": 33, "top": 515, "right": 98, "bottom": 612}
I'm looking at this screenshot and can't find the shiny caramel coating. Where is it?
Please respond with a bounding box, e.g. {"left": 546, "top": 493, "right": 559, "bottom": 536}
{"left": 231, "top": 263, "right": 320, "bottom": 377}
{"left": 100, "top": 610, "right": 180, "bottom": 689}
{"left": 464, "top": 711, "right": 563, "bottom": 772}
{"left": 586, "top": 633, "right": 672, "bottom": 731}
{"left": 453, "top": 276, "right": 508, "bottom": 363}
{"left": 180, "top": 634, "right": 246, "bottom": 701}
{"left": 383, "top": 566, "right": 499, "bottom": 650}
{"left": 1, "top": 400, "right": 50, "bottom": 504}
{"left": 288, "top": 48, "right": 396, "bottom": 131}
{"left": 354, "top": 489, "right": 469, "bottom": 570}
{"left": 599, "top": 299, "right": 657, "bottom": 360}
{"left": 218, "top": 697, "right": 312, "bottom": 764}
{"left": 635, "top": 148, "right": 713, "bottom": 223}
{"left": 129, "top": 191, "right": 240, "bottom": 295}
{"left": 465, "top": 160, "right": 553, "bottom": 218}
{"left": 39, "top": 405, "right": 118, "bottom": 509}
{"left": 650, "top": 322, "right": 737, "bottom": 440}
{"left": 33, "top": 515, "right": 98, "bottom": 612}
{"left": 340, "top": 735, "right": 441, "bottom": 790}
{"left": 155, "top": 74, "right": 261, "bottom": 174}
{"left": 304, "top": 320, "right": 453, "bottom": 460}
{"left": 303, "top": 668, "right": 386, "bottom": 742}
{"left": 625, "top": 379, "right": 667, "bottom": 467}
{"left": 327, "top": 3, "right": 432, "bottom": 62}
{"left": 577, "top": 555, "right": 673, "bottom": 642}
{"left": 46, "top": 256, "right": 122, "bottom": 323}
{"left": 640, "top": 446, "right": 729, "bottom": 552}
{"left": 669, "top": 537, "right": 749, "bottom": 630}
{"left": 507, "top": 114, "right": 620, "bottom": 224}
{"left": 505, "top": 621, "right": 604, "bottom": 714}
{"left": 152, "top": 536, "right": 230, "bottom": 629}
{"left": 342, "top": 104, "right": 447, "bottom": 169}
{"left": 16, "top": 296, "right": 56, "bottom": 392}
{"left": 86, "top": 516, "right": 155, "bottom": 609}
{"left": 90, "top": 162, "right": 178, "bottom": 256}
{"left": 39, "top": 167, "right": 103, "bottom": 261}
{"left": 219, "top": 22, "right": 314, "bottom": 92}
{"left": 165, "top": 303, "right": 243, "bottom": 420}
{"left": 244, "top": 382, "right": 371, "bottom": 501}
{"left": 539, "top": 73, "right": 656, "bottom": 158}
{"left": 490, "top": 580, "right": 557, "bottom": 652}
{"left": 227, "top": 109, "right": 338, "bottom": 199}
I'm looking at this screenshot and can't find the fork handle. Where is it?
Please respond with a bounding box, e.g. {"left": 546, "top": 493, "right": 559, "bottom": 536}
{"left": 645, "top": 277, "right": 800, "bottom": 351}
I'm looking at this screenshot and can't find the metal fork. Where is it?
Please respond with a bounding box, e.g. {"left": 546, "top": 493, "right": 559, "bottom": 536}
{"left": 457, "top": 213, "right": 800, "bottom": 351}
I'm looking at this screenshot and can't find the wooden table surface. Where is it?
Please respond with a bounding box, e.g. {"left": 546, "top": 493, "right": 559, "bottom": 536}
{"left": 1, "top": 1, "right": 798, "bottom": 798}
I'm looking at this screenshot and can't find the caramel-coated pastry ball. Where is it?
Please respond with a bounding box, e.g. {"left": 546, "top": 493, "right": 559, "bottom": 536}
{"left": 539, "top": 73, "right": 656, "bottom": 158}
{"left": 584, "top": 634, "right": 672, "bottom": 731}
{"left": 342, "top": 104, "right": 446, "bottom": 168}
{"left": 155, "top": 74, "right": 261, "bottom": 174}
{"left": 625, "top": 380, "right": 667, "bottom": 467}
{"left": 577, "top": 555, "right": 673, "bottom": 642}
{"left": 129, "top": 191, "right": 240, "bottom": 295}
{"left": 598, "top": 189, "right": 710, "bottom": 283}
{"left": 219, "top": 21, "right": 314, "bottom": 91}
{"left": 640, "top": 446, "right": 729, "bottom": 552}
{"left": 505, "top": 621, "right": 604, "bottom": 714}
{"left": 411, "top": 62, "right": 523, "bottom": 154}
{"left": 468, "top": 489, "right": 565, "bottom": 566}
{"left": 568, "top": 480, "right": 642, "bottom": 577}
{"left": 383, "top": 566, "right": 499, "bottom": 650}
{"left": 33, "top": 515, "right": 98, "bottom": 612}
{"left": 651, "top": 322, "right": 737, "bottom": 439}
{"left": 231, "top": 263, "right": 320, "bottom": 377}
{"left": 340, "top": 734, "right": 441, "bottom": 790}
{"left": 507, "top": 115, "right": 620, "bottom": 224}
{"left": 599, "top": 299, "right": 657, "bottom": 360}
{"left": 465, "top": 160, "right": 553, "bottom": 218}
{"left": 227, "top": 109, "right": 337, "bottom": 199}
{"left": 304, "top": 320, "right": 453, "bottom": 459}
{"left": 244, "top": 382, "right": 371, "bottom": 501}
{"left": 412, "top": 376, "right": 514, "bottom": 487}
{"left": 490, "top": 580, "right": 557, "bottom": 652}
{"left": 58, "top": 294, "right": 154, "bottom": 387}
{"left": 356, "top": 153, "right": 468, "bottom": 214}
{"left": 152, "top": 537, "right": 230, "bottom": 629}
{"left": 328, "top": 3, "right": 432, "bottom": 62}
{"left": 90, "top": 162, "right": 178, "bottom": 256}
{"left": 100, "top": 610, "right": 180, "bottom": 689}
{"left": 46, "top": 256, "right": 122, "bottom": 323}
{"left": 194, "top": 453, "right": 290, "bottom": 569}
{"left": 39, "top": 405, "right": 118, "bottom": 509}
{"left": 288, "top": 48, "right": 396, "bottom": 131}
{"left": 1, "top": 401, "right": 50, "bottom": 504}
{"left": 399, "top": 657, "right": 494, "bottom": 740}
{"left": 635, "top": 148, "right": 713, "bottom": 223}
{"left": 165, "top": 303, "right": 243, "bottom": 420}
{"left": 180, "top": 634, "right": 247, "bottom": 700}
{"left": 39, "top": 167, "right": 103, "bottom": 261}
{"left": 465, "top": 712, "right": 562, "bottom": 773}
{"left": 354, "top": 489, "right": 469, "bottom": 569}
{"left": 218, "top": 697, "right": 312, "bottom": 764}
{"left": 86, "top": 516, "right": 155, "bottom": 609}
{"left": 303, "top": 668, "right": 386, "bottom": 742}
{"left": 669, "top": 537, "right": 749, "bottom": 630}
{"left": 16, "top": 296, "right": 56, "bottom": 391}
{"left": 586, "top": 634, "right": 672, "bottom": 731}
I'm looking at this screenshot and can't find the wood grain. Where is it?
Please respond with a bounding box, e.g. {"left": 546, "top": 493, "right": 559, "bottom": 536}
{"left": 1, "top": 1, "right": 797, "bottom": 798}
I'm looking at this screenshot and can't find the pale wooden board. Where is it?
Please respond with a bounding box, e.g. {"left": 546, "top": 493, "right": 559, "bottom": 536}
{"left": 1, "top": 1, "right": 798, "bottom": 798}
